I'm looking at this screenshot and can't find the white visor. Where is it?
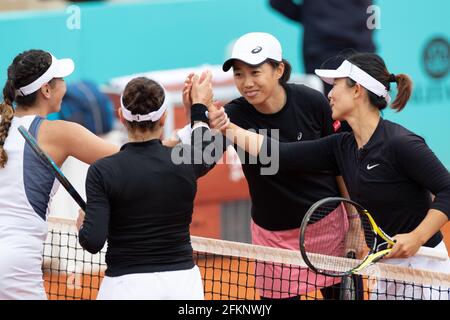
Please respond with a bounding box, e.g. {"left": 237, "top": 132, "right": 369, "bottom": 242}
{"left": 120, "top": 85, "right": 170, "bottom": 123}
{"left": 16, "top": 54, "right": 75, "bottom": 96}
{"left": 315, "top": 60, "right": 391, "bottom": 104}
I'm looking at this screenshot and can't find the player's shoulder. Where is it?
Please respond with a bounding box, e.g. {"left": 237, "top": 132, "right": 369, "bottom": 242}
{"left": 225, "top": 97, "right": 249, "bottom": 113}
{"left": 224, "top": 97, "right": 256, "bottom": 126}
{"left": 41, "top": 118, "right": 86, "bottom": 134}
{"left": 382, "top": 120, "right": 425, "bottom": 152}
{"left": 88, "top": 149, "right": 121, "bottom": 177}
{"left": 286, "top": 83, "right": 329, "bottom": 112}
{"left": 383, "top": 120, "right": 422, "bottom": 142}
{"left": 286, "top": 83, "right": 326, "bottom": 101}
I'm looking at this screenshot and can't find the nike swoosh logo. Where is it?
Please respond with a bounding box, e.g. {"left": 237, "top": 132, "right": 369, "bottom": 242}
{"left": 367, "top": 164, "right": 380, "bottom": 170}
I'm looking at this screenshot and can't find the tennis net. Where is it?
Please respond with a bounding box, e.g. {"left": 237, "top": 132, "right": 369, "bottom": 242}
{"left": 44, "top": 217, "right": 450, "bottom": 300}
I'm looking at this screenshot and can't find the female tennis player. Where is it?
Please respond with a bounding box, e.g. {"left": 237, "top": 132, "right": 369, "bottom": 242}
{"left": 0, "top": 49, "right": 119, "bottom": 300}
{"left": 209, "top": 52, "right": 450, "bottom": 299}
{"left": 76, "top": 73, "right": 215, "bottom": 299}
{"left": 184, "top": 32, "right": 349, "bottom": 299}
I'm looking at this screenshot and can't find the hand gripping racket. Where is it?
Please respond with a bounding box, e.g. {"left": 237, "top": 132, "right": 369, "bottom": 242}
{"left": 300, "top": 197, "right": 447, "bottom": 277}
{"left": 18, "top": 125, "right": 86, "bottom": 210}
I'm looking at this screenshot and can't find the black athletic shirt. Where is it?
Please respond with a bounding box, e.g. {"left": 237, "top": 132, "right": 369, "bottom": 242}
{"left": 211, "top": 83, "right": 341, "bottom": 231}
{"left": 79, "top": 113, "right": 213, "bottom": 277}
{"left": 269, "top": 118, "right": 450, "bottom": 247}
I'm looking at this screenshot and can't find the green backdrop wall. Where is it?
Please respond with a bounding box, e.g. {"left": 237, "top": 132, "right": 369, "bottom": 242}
{"left": 0, "top": 0, "right": 449, "bottom": 166}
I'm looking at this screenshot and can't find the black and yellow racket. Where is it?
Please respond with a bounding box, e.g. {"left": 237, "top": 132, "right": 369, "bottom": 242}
{"left": 339, "top": 251, "right": 364, "bottom": 300}
{"left": 18, "top": 125, "right": 86, "bottom": 210}
{"left": 300, "top": 197, "right": 447, "bottom": 277}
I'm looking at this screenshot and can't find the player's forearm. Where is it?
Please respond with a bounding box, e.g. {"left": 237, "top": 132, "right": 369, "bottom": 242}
{"left": 78, "top": 210, "right": 109, "bottom": 254}
{"left": 336, "top": 176, "right": 349, "bottom": 199}
{"left": 411, "top": 209, "right": 449, "bottom": 246}
{"left": 224, "top": 123, "right": 264, "bottom": 157}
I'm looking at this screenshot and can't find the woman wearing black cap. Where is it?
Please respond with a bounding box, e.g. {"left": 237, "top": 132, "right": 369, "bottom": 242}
{"left": 185, "top": 32, "right": 349, "bottom": 300}
{"left": 210, "top": 52, "right": 450, "bottom": 300}
{"left": 77, "top": 73, "right": 215, "bottom": 299}
{"left": 0, "top": 49, "right": 118, "bottom": 300}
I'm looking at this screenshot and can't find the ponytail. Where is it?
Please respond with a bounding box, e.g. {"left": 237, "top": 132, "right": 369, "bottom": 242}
{"left": 0, "top": 80, "right": 15, "bottom": 168}
{"left": 390, "top": 74, "right": 412, "bottom": 112}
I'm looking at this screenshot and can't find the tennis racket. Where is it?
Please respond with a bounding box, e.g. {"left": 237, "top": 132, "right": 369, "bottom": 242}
{"left": 339, "top": 251, "right": 363, "bottom": 300}
{"left": 300, "top": 197, "right": 447, "bottom": 277}
{"left": 18, "top": 125, "right": 86, "bottom": 210}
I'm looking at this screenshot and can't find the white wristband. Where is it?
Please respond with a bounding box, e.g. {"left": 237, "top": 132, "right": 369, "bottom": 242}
{"left": 192, "top": 122, "right": 210, "bottom": 131}
{"left": 176, "top": 124, "right": 192, "bottom": 145}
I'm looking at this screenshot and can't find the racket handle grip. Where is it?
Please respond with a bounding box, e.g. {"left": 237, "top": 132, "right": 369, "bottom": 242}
{"left": 416, "top": 246, "right": 448, "bottom": 261}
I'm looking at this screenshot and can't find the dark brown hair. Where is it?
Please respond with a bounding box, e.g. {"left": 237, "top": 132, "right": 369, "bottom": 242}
{"left": 1, "top": 49, "right": 52, "bottom": 168}
{"left": 346, "top": 53, "right": 412, "bottom": 112}
{"left": 121, "top": 77, "right": 165, "bottom": 132}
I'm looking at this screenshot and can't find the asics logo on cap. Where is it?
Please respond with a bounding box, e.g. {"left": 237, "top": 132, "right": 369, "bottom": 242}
{"left": 251, "top": 46, "right": 262, "bottom": 54}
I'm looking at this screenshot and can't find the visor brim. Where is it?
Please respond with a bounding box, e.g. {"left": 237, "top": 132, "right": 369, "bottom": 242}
{"left": 53, "top": 58, "right": 75, "bottom": 78}
{"left": 222, "top": 56, "right": 270, "bottom": 72}
{"left": 314, "top": 69, "right": 346, "bottom": 85}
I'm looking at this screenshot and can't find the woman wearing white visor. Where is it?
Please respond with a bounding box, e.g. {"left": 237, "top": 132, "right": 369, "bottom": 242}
{"left": 77, "top": 74, "right": 215, "bottom": 299}
{"left": 0, "top": 50, "right": 118, "bottom": 299}
{"left": 210, "top": 52, "right": 450, "bottom": 299}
